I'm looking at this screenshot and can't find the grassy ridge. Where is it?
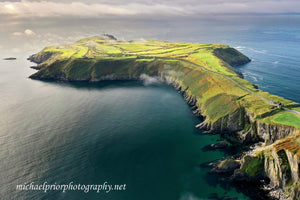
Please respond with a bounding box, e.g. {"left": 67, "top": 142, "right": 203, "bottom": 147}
{"left": 29, "top": 36, "right": 300, "bottom": 131}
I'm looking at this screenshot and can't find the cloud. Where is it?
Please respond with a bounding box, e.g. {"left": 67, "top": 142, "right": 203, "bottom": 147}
{"left": 11, "top": 29, "right": 36, "bottom": 37}
{"left": 0, "top": 0, "right": 300, "bottom": 19}
{"left": 24, "top": 29, "right": 36, "bottom": 36}
{"left": 9, "top": 29, "right": 91, "bottom": 51}
{"left": 140, "top": 74, "right": 162, "bottom": 86}
{"left": 12, "top": 32, "right": 23, "bottom": 36}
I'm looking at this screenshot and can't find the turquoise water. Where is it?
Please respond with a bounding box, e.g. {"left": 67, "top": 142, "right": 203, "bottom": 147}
{"left": 1, "top": 15, "right": 300, "bottom": 200}
{"left": 0, "top": 58, "right": 249, "bottom": 200}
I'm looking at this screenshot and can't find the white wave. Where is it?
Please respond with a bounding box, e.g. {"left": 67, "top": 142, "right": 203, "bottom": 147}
{"left": 262, "top": 31, "right": 279, "bottom": 34}
{"left": 244, "top": 71, "right": 263, "bottom": 82}
{"left": 249, "top": 48, "right": 267, "bottom": 54}
{"left": 234, "top": 46, "right": 246, "bottom": 50}
{"left": 273, "top": 61, "right": 279, "bottom": 64}
{"left": 250, "top": 75, "right": 258, "bottom": 82}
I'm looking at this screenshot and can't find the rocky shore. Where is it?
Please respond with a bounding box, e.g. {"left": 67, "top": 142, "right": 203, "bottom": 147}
{"left": 27, "top": 36, "right": 300, "bottom": 199}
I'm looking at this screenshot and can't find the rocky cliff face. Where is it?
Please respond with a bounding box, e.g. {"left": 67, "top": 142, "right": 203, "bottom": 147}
{"left": 264, "top": 148, "right": 300, "bottom": 199}
{"left": 213, "top": 47, "right": 251, "bottom": 67}
{"left": 257, "top": 123, "right": 297, "bottom": 145}
{"left": 265, "top": 149, "right": 291, "bottom": 188}
{"left": 228, "top": 136, "right": 300, "bottom": 200}
{"left": 164, "top": 74, "right": 298, "bottom": 146}
{"left": 28, "top": 51, "right": 58, "bottom": 64}
{"left": 195, "top": 107, "right": 246, "bottom": 133}
{"left": 167, "top": 72, "right": 300, "bottom": 200}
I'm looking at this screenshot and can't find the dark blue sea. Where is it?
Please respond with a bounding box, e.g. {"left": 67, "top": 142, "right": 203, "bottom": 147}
{"left": 0, "top": 15, "right": 299, "bottom": 200}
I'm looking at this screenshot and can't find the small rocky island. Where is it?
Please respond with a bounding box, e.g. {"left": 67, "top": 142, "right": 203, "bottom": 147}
{"left": 3, "top": 57, "right": 16, "bottom": 60}
{"left": 28, "top": 35, "right": 300, "bottom": 199}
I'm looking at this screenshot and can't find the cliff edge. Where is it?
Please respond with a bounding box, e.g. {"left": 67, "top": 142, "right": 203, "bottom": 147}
{"left": 28, "top": 35, "right": 300, "bottom": 199}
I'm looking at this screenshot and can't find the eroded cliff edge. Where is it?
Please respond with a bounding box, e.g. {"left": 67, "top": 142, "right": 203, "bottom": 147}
{"left": 28, "top": 35, "right": 300, "bottom": 199}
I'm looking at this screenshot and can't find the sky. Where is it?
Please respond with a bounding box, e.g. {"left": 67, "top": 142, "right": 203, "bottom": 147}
{"left": 0, "top": 0, "right": 300, "bottom": 56}
{"left": 0, "top": 0, "right": 300, "bottom": 19}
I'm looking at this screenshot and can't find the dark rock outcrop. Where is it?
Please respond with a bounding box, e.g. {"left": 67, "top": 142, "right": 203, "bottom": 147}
{"left": 232, "top": 155, "right": 266, "bottom": 182}
{"left": 30, "top": 66, "right": 41, "bottom": 70}
{"left": 3, "top": 57, "right": 16, "bottom": 60}
{"left": 213, "top": 47, "right": 251, "bottom": 67}
{"left": 211, "top": 159, "right": 241, "bottom": 174}
{"left": 27, "top": 51, "right": 58, "bottom": 64}
{"left": 210, "top": 141, "right": 228, "bottom": 149}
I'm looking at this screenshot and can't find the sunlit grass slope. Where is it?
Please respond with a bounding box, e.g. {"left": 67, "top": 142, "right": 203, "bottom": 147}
{"left": 29, "top": 35, "right": 300, "bottom": 131}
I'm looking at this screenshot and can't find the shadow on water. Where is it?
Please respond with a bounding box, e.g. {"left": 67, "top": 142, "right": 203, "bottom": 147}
{"left": 32, "top": 79, "right": 148, "bottom": 90}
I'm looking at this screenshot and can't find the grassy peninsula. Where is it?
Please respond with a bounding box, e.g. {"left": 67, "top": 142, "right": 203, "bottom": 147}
{"left": 29, "top": 35, "right": 300, "bottom": 199}
{"left": 29, "top": 35, "right": 300, "bottom": 132}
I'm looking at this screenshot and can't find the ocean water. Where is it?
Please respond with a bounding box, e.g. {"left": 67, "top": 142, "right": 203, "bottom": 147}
{"left": 233, "top": 32, "right": 300, "bottom": 102}
{"left": 1, "top": 15, "right": 300, "bottom": 200}
{"left": 0, "top": 58, "right": 248, "bottom": 200}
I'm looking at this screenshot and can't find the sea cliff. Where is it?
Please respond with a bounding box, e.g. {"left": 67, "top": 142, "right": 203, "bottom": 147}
{"left": 28, "top": 35, "right": 300, "bottom": 199}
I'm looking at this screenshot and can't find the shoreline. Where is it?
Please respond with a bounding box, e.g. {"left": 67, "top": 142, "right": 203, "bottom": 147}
{"left": 26, "top": 37, "right": 300, "bottom": 199}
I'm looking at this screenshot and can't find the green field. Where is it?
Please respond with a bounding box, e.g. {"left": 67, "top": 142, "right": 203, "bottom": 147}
{"left": 272, "top": 112, "right": 300, "bottom": 128}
